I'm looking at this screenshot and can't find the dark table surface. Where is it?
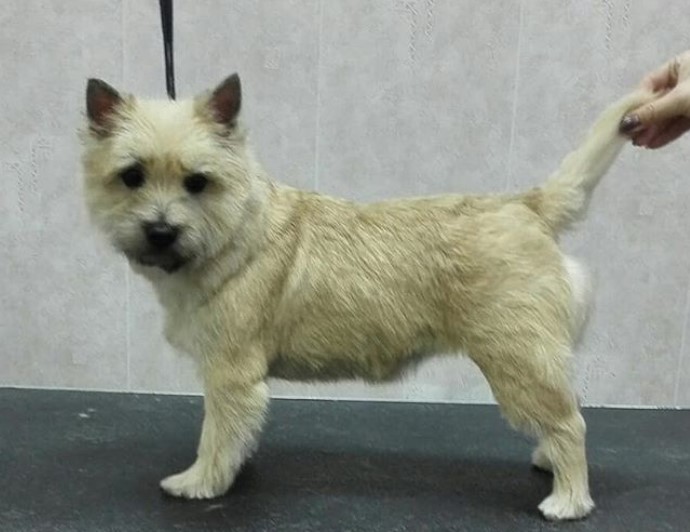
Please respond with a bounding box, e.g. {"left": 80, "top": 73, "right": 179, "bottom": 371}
{"left": 0, "top": 388, "right": 688, "bottom": 531}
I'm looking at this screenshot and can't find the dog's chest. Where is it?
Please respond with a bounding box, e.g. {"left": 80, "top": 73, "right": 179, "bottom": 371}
{"left": 160, "top": 293, "right": 239, "bottom": 357}
{"left": 153, "top": 278, "right": 210, "bottom": 356}
{"left": 164, "top": 312, "right": 198, "bottom": 354}
{"left": 159, "top": 294, "right": 204, "bottom": 356}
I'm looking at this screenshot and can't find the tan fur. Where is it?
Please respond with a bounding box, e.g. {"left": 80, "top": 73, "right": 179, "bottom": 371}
{"left": 81, "top": 78, "right": 655, "bottom": 521}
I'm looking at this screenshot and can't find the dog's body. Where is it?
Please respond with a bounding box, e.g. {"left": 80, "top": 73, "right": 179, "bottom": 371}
{"left": 81, "top": 75, "right": 653, "bottom": 521}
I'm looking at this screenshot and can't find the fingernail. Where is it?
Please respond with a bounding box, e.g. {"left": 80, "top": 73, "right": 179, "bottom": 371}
{"left": 620, "top": 114, "right": 641, "bottom": 133}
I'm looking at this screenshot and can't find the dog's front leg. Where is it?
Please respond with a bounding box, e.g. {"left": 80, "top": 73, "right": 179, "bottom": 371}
{"left": 160, "top": 366, "right": 269, "bottom": 499}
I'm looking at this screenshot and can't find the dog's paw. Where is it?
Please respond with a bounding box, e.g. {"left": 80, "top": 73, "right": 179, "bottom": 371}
{"left": 531, "top": 445, "right": 553, "bottom": 473}
{"left": 538, "top": 492, "right": 595, "bottom": 521}
{"left": 160, "top": 463, "right": 233, "bottom": 500}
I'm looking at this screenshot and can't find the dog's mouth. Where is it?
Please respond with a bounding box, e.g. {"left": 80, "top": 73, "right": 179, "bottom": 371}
{"left": 136, "top": 251, "right": 188, "bottom": 273}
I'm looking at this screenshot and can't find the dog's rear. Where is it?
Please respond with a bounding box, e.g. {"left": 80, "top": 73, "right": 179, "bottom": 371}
{"left": 522, "top": 91, "right": 656, "bottom": 349}
{"left": 490, "top": 90, "right": 656, "bottom": 519}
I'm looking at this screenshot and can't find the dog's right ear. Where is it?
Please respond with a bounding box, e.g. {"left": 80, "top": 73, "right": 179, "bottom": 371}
{"left": 86, "top": 79, "right": 123, "bottom": 134}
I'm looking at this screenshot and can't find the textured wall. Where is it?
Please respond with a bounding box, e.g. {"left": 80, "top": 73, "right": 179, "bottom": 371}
{"left": 1, "top": 0, "right": 689, "bottom": 407}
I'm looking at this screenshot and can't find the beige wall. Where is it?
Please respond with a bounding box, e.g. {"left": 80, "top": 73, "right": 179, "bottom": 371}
{"left": 2, "top": 0, "right": 689, "bottom": 407}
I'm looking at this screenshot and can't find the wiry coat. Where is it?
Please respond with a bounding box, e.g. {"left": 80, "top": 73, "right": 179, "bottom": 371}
{"left": 81, "top": 76, "right": 654, "bottom": 521}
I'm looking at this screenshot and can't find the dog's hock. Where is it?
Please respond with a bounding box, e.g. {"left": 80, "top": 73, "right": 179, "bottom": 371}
{"left": 207, "top": 73, "right": 242, "bottom": 126}
{"left": 86, "top": 79, "right": 123, "bottom": 131}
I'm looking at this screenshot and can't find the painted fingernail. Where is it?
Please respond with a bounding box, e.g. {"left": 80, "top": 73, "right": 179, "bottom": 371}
{"left": 619, "top": 114, "right": 641, "bottom": 133}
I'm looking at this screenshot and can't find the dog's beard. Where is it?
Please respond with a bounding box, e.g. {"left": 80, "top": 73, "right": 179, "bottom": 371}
{"left": 137, "top": 251, "right": 187, "bottom": 273}
{"left": 132, "top": 249, "right": 188, "bottom": 274}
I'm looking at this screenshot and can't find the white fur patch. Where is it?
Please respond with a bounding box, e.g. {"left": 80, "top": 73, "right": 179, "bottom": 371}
{"left": 563, "top": 255, "right": 591, "bottom": 341}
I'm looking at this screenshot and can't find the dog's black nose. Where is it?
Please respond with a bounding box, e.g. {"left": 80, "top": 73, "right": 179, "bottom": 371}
{"left": 144, "top": 222, "right": 179, "bottom": 249}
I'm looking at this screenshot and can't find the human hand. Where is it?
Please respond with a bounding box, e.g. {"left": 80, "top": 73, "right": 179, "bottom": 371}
{"left": 620, "top": 51, "right": 690, "bottom": 149}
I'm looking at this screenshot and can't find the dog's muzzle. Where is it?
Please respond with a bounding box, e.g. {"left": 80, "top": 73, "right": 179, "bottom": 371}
{"left": 135, "top": 221, "right": 188, "bottom": 273}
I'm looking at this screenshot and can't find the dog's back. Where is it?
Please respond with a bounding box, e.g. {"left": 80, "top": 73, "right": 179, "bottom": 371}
{"left": 269, "top": 90, "right": 654, "bottom": 382}
{"left": 267, "top": 190, "right": 564, "bottom": 382}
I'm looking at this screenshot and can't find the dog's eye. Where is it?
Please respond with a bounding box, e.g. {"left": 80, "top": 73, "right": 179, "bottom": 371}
{"left": 184, "top": 173, "right": 209, "bottom": 195}
{"left": 119, "top": 164, "right": 145, "bottom": 189}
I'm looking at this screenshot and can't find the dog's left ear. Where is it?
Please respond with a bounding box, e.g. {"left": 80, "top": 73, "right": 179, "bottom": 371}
{"left": 205, "top": 73, "right": 242, "bottom": 127}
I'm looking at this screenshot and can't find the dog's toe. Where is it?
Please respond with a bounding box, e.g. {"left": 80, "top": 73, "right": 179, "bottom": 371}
{"left": 160, "top": 464, "right": 229, "bottom": 500}
{"left": 538, "top": 493, "right": 594, "bottom": 521}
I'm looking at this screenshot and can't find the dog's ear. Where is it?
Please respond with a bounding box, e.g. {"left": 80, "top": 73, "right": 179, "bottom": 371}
{"left": 86, "top": 79, "right": 123, "bottom": 133}
{"left": 206, "top": 73, "right": 242, "bottom": 127}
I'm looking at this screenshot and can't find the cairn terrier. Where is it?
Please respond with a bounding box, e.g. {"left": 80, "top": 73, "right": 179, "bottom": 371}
{"left": 81, "top": 73, "right": 653, "bottom": 520}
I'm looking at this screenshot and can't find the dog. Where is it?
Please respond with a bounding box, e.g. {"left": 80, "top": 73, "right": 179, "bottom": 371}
{"left": 81, "top": 73, "right": 654, "bottom": 520}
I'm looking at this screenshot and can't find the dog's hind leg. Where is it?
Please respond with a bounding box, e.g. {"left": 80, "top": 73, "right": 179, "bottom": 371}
{"left": 528, "top": 255, "right": 591, "bottom": 479}
{"left": 533, "top": 405, "right": 592, "bottom": 521}
{"left": 474, "top": 346, "right": 594, "bottom": 521}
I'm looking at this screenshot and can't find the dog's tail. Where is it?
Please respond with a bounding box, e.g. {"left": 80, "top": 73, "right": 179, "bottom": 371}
{"left": 520, "top": 90, "right": 656, "bottom": 234}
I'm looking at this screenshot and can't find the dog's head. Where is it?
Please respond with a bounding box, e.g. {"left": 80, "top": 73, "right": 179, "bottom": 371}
{"left": 81, "top": 74, "right": 262, "bottom": 274}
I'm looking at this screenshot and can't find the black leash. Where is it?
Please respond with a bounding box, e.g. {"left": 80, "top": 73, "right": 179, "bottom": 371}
{"left": 159, "top": 0, "right": 175, "bottom": 99}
